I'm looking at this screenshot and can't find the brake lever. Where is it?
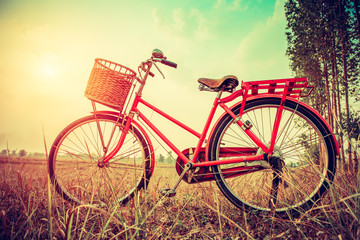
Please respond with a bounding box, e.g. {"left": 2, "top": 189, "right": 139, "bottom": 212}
{"left": 152, "top": 61, "right": 165, "bottom": 79}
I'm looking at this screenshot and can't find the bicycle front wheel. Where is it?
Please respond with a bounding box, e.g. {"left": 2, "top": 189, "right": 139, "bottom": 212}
{"left": 48, "top": 114, "right": 152, "bottom": 206}
{"left": 209, "top": 97, "right": 336, "bottom": 216}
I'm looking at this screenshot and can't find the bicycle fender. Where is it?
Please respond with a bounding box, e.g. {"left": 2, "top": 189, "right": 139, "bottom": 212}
{"left": 91, "top": 111, "right": 156, "bottom": 176}
{"left": 205, "top": 95, "right": 340, "bottom": 161}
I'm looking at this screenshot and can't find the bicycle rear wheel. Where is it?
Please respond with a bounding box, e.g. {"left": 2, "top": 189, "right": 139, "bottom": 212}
{"left": 209, "top": 97, "right": 336, "bottom": 216}
{"left": 48, "top": 114, "right": 152, "bottom": 206}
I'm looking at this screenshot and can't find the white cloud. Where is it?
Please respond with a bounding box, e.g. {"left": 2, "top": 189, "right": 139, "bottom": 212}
{"left": 232, "top": 0, "right": 291, "bottom": 80}
{"left": 189, "top": 8, "right": 214, "bottom": 42}
{"left": 152, "top": 7, "right": 216, "bottom": 42}
{"left": 173, "top": 8, "right": 185, "bottom": 32}
{"left": 214, "top": 0, "right": 247, "bottom": 11}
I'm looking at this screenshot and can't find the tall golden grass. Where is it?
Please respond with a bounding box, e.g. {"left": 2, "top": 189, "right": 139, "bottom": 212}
{"left": 0, "top": 156, "right": 359, "bottom": 239}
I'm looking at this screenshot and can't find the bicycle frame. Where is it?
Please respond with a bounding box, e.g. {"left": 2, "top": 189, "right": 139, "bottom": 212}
{"left": 100, "top": 75, "right": 325, "bottom": 172}
{"left": 49, "top": 51, "right": 341, "bottom": 213}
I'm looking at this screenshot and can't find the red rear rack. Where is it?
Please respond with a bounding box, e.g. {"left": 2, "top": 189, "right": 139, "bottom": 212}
{"left": 241, "top": 78, "right": 313, "bottom": 99}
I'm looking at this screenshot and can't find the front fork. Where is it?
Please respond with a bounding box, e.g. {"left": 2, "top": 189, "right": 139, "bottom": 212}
{"left": 90, "top": 102, "right": 135, "bottom": 166}
{"left": 100, "top": 115, "right": 133, "bottom": 165}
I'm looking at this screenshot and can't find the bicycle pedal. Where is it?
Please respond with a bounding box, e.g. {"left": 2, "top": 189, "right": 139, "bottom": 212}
{"left": 159, "top": 188, "right": 177, "bottom": 197}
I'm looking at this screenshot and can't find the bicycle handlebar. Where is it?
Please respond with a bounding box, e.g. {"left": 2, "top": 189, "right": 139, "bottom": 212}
{"left": 161, "top": 59, "right": 177, "bottom": 68}
{"left": 138, "top": 49, "right": 177, "bottom": 81}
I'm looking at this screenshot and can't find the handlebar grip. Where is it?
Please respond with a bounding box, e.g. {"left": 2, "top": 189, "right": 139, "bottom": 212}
{"left": 161, "top": 59, "right": 177, "bottom": 68}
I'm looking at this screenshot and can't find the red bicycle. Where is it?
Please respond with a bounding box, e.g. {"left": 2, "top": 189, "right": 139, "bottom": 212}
{"left": 48, "top": 49, "right": 339, "bottom": 216}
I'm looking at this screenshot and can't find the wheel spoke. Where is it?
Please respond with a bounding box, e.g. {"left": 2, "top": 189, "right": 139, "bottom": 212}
{"left": 48, "top": 115, "right": 151, "bottom": 206}
{"left": 210, "top": 98, "right": 335, "bottom": 216}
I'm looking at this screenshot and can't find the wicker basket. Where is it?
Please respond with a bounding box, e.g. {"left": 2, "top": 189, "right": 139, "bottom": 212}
{"left": 85, "top": 58, "right": 136, "bottom": 111}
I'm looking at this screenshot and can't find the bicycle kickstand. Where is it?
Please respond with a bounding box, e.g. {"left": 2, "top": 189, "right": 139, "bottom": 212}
{"left": 159, "top": 162, "right": 193, "bottom": 198}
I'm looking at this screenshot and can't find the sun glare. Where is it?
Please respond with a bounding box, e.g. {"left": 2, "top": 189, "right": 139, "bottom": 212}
{"left": 41, "top": 64, "right": 57, "bottom": 77}
{"left": 36, "top": 52, "right": 60, "bottom": 80}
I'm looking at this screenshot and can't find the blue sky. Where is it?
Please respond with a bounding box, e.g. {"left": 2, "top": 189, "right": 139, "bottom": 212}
{"left": 0, "top": 0, "right": 291, "bottom": 153}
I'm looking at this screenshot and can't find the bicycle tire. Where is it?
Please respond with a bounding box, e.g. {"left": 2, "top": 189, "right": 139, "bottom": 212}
{"left": 209, "top": 97, "right": 336, "bottom": 216}
{"left": 48, "top": 114, "right": 152, "bottom": 206}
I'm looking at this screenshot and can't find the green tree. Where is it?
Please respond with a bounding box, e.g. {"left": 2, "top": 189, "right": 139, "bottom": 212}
{"left": 19, "top": 150, "right": 26, "bottom": 157}
{"left": 158, "top": 154, "right": 165, "bottom": 163}
{"left": 165, "top": 151, "right": 174, "bottom": 163}
{"left": 0, "top": 149, "right": 8, "bottom": 156}
{"left": 285, "top": 0, "right": 360, "bottom": 172}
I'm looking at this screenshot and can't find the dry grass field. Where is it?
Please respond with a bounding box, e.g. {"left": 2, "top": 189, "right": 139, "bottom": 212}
{"left": 0, "top": 156, "right": 359, "bottom": 239}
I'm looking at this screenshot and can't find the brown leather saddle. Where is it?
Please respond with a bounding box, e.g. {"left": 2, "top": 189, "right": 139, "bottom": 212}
{"left": 198, "top": 75, "right": 239, "bottom": 92}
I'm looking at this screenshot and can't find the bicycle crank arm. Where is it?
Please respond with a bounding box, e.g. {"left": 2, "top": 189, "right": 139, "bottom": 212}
{"left": 160, "top": 162, "right": 193, "bottom": 197}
